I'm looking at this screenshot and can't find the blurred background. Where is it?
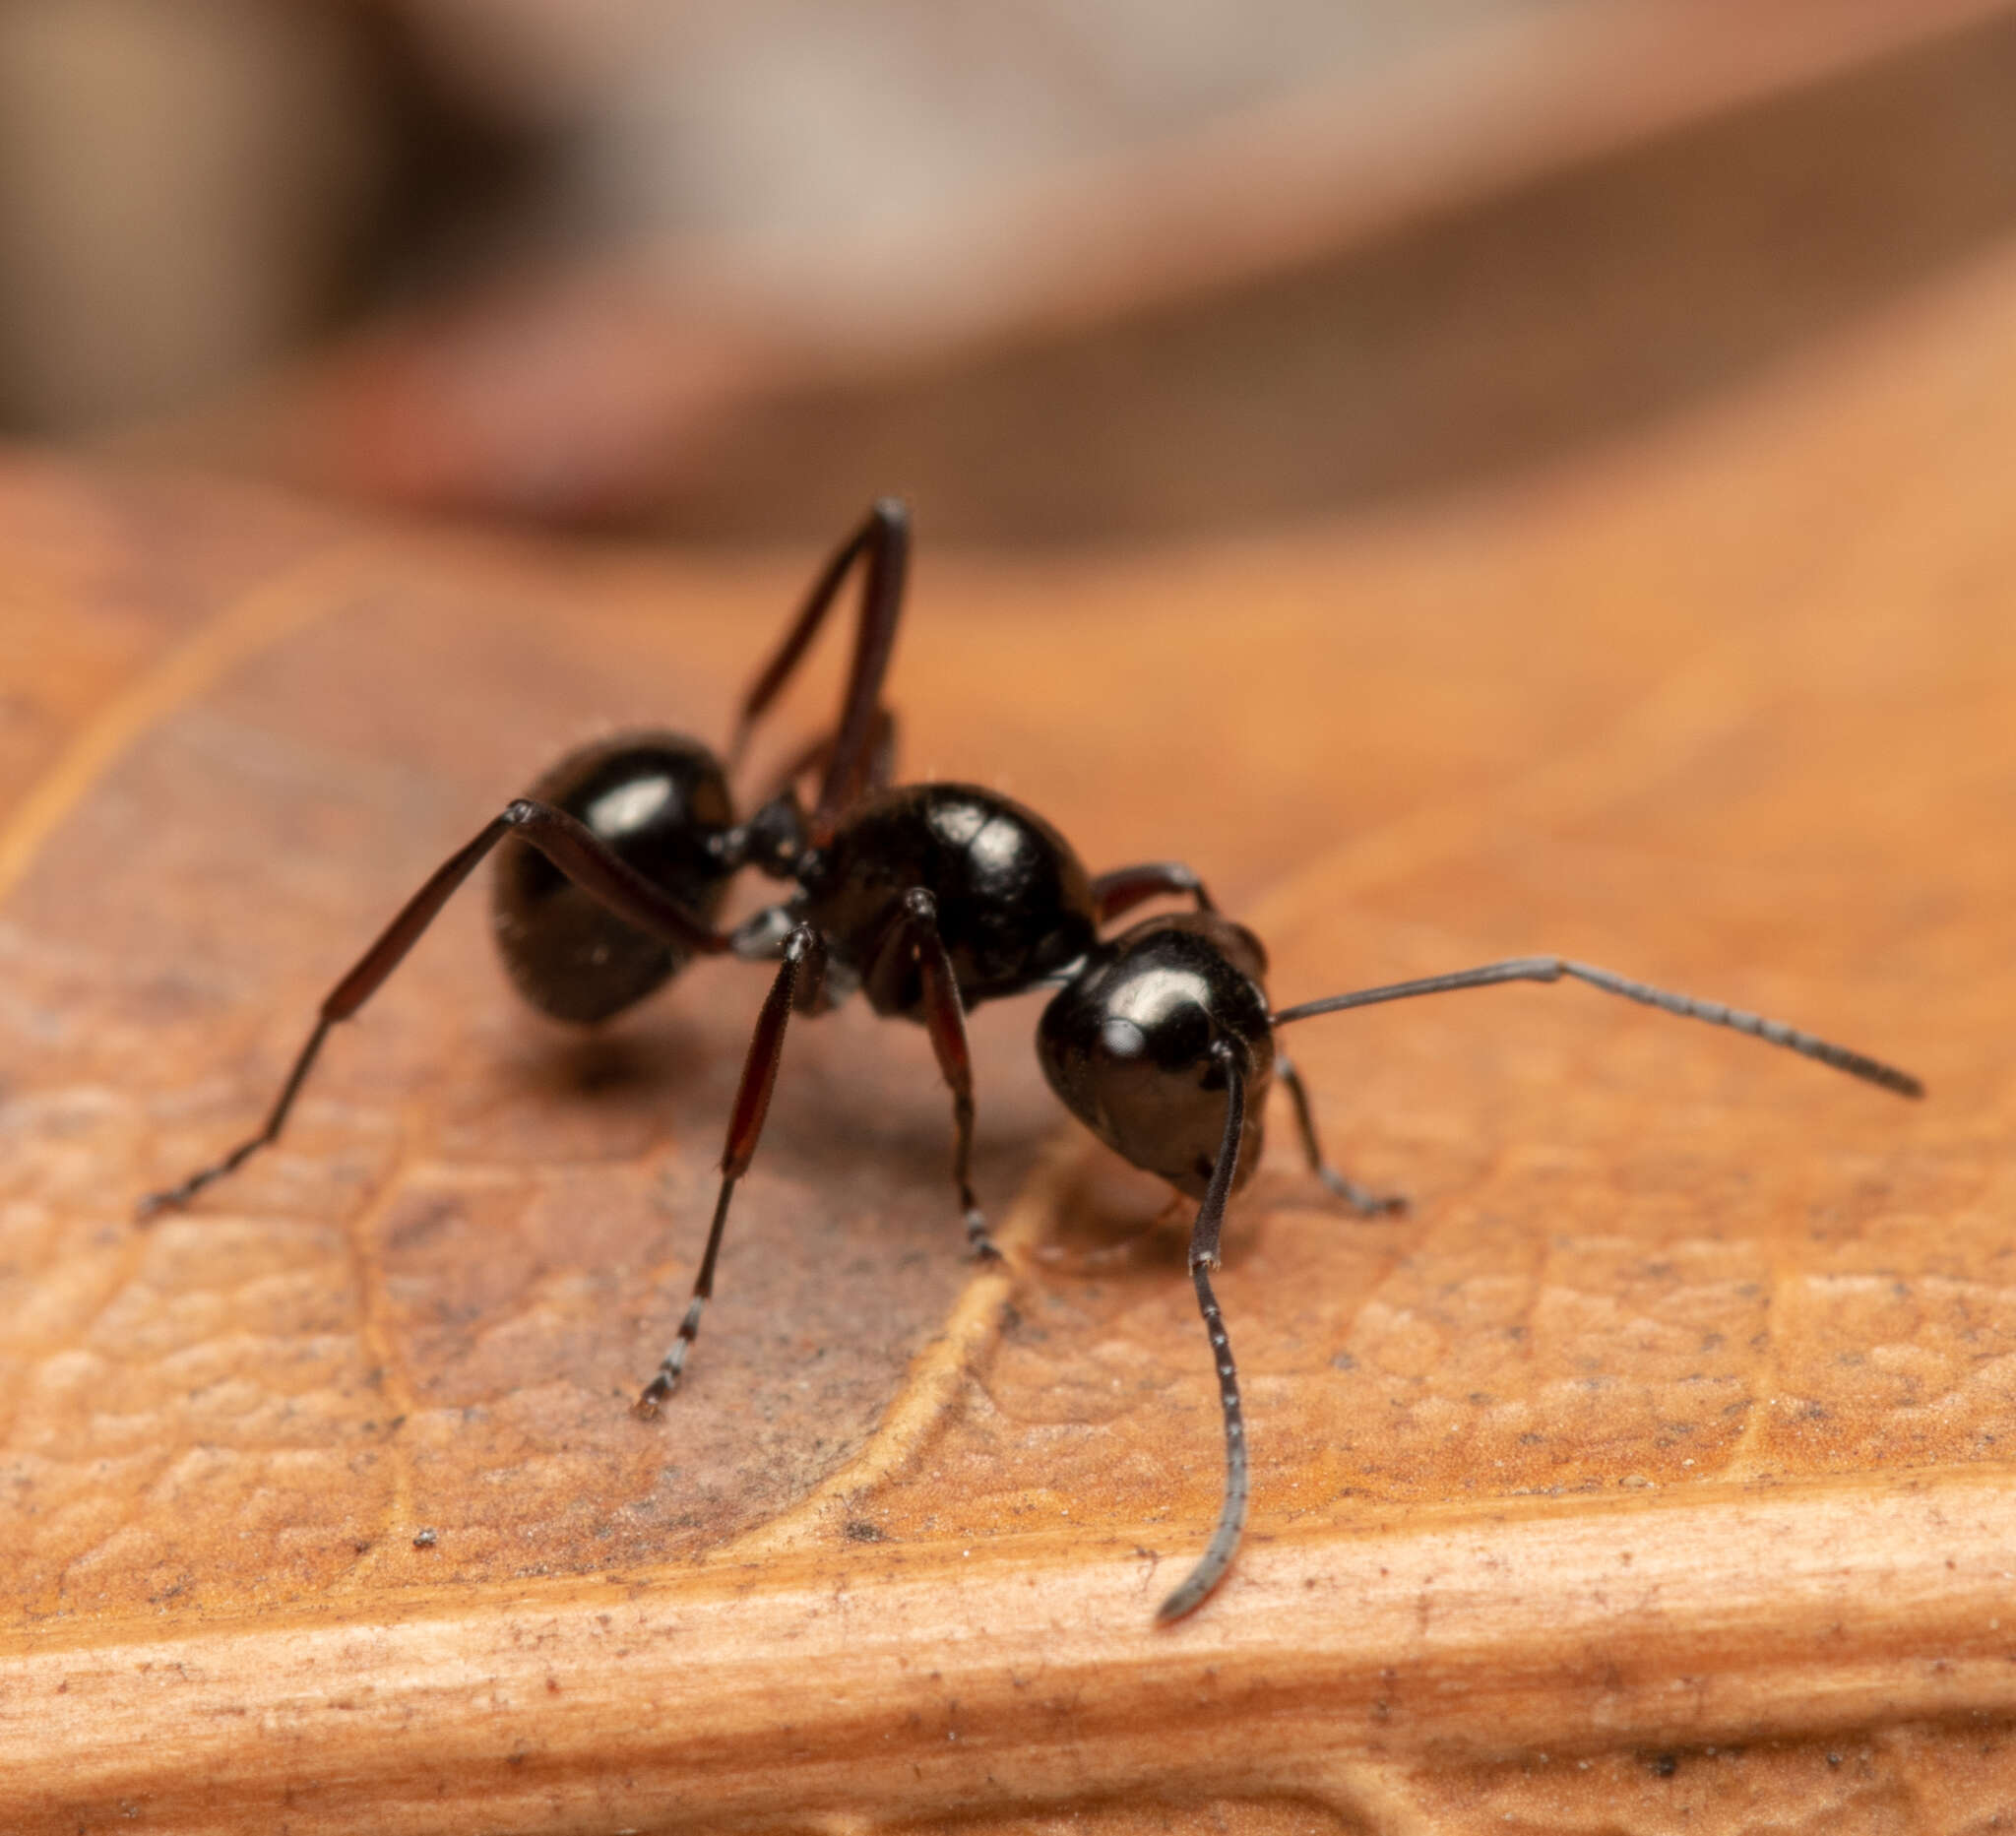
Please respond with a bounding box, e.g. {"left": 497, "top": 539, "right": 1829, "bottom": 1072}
{"left": 1, "top": 0, "right": 2013, "bottom": 544}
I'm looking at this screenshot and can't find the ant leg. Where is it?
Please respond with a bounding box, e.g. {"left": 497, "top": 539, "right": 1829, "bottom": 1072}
{"left": 727, "top": 499, "right": 909, "bottom": 828}
{"left": 637, "top": 924, "right": 825, "bottom": 1414}
{"left": 1091, "top": 862, "right": 1216, "bottom": 925}
{"left": 864, "top": 887, "right": 998, "bottom": 1260}
{"left": 733, "top": 710, "right": 901, "bottom": 886}
{"left": 1158, "top": 1039, "right": 1251, "bottom": 1624}
{"left": 1271, "top": 958, "right": 1922, "bottom": 1099}
{"left": 138, "top": 799, "right": 730, "bottom": 1220}
{"left": 755, "top": 706, "right": 900, "bottom": 809}
{"left": 732, "top": 500, "right": 906, "bottom": 758}
{"left": 1274, "top": 1052, "right": 1406, "bottom": 1216}
{"left": 864, "top": 707, "right": 900, "bottom": 793}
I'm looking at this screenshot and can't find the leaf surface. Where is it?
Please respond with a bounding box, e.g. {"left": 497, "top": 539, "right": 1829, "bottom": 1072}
{"left": 6, "top": 242, "right": 2016, "bottom": 1828}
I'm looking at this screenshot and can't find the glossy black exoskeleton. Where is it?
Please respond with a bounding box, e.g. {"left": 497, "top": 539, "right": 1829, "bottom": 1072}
{"left": 1039, "top": 912, "right": 1275, "bottom": 1197}
{"left": 492, "top": 735, "right": 734, "bottom": 1024}
{"left": 135, "top": 498, "right": 914, "bottom": 1220}
{"left": 140, "top": 498, "right": 1924, "bottom": 1626}
{"left": 792, "top": 784, "right": 1099, "bottom": 1012}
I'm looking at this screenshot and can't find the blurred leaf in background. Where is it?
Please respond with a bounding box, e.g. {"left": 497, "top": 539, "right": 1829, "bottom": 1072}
{"left": 5, "top": 0, "right": 2016, "bottom": 538}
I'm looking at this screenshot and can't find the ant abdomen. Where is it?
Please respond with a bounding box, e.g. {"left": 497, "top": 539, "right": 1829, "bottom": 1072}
{"left": 1039, "top": 913, "right": 1275, "bottom": 1197}
{"left": 491, "top": 731, "right": 735, "bottom": 1024}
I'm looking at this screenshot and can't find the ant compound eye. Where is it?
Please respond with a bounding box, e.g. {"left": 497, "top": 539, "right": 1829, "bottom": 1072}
{"left": 1100, "top": 1016, "right": 1147, "bottom": 1059}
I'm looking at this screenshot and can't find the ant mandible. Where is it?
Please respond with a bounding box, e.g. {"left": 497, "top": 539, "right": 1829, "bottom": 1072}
{"left": 140, "top": 499, "right": 1924, "bottom": 1623}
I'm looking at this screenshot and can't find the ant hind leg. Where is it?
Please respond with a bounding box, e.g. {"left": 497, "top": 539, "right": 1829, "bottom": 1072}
{"left": 729, "top": 499, "right": 910, "bottom": 832}
{"left": 138, "top": 799, "right": 728, "bottom": 1222}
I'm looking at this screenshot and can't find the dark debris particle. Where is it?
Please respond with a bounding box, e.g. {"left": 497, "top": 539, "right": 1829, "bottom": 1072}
{"left": 844, "top": 1519, "right": 887, "bottom": 1543}
{"left": 412, "top": 1527, "right": 438, "bottom": 1550}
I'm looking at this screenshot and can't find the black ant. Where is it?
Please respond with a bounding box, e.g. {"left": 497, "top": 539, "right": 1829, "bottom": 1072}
{"left": 139, "top": 499, "right": 1924, "bottom": 1623}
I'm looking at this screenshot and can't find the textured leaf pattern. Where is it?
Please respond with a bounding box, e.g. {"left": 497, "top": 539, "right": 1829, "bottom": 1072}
{"left": 8, "top": 242, "right": 2016, "bottom": 1827}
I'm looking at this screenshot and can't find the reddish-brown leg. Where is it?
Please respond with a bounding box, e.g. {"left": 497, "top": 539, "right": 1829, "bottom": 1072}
{"left": 754, "top": 706, "right": 900, "bottom": 809}
{"left": 862, "top": 887, "right": 997, "bottom": 1259}
{"left": 1272, "top": 1052, "right": 1407, "bottom": 1215}
{"left": 1091, "top": 861, "right": 1216, "bottom": 925}
{"left": 138, "top": 798, "right": 729, "bottom": 1220}
{"left": 635, "top": 923, "right": 826, "bottom": 1414}
{"left": 728, "top": 499, "right": 910, "bottom": 833}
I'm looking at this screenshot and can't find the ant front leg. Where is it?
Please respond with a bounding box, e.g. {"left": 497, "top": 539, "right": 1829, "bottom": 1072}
{"left": 139, "top": 799, "right": 728, "bottom": 1220}
{"left": 1273, "top": 1053, "right": 1406, "bottom": 1216}
{"left": 637, "top": 922, "right": 825, "bottom": 1415}
{"left": 864, "top": 887, "right": 999, "bottom": 1261}
{"left": 1091, "top": 862, "right": 1216, "bottom": 925}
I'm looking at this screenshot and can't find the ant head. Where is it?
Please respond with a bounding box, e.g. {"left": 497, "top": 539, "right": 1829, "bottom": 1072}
{"left": 1038, "top": 913, "right": 1275, "bottom": 1198}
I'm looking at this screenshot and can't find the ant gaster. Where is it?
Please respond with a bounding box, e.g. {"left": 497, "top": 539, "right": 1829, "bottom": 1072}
{"left": 140, "top": 500, "right": 1924, "bottom": 1623}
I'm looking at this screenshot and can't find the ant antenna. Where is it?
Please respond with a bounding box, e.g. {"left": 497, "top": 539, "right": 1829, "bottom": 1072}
{"left": 1271, "top": 957, "right": 1923, "bottom": 1099}
{"left": 1158, "top": 1039, "right": 1252, "bottom": 1624}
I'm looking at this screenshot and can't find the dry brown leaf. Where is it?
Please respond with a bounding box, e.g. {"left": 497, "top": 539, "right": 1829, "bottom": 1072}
{"left": 7, "top": 239, "right": 2016, "bottom": 1829}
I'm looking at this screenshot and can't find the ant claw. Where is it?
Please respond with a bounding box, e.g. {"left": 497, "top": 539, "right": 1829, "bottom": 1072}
{"left": 1320, "top": 1171, "right": 1408, "bottom": 1217}
{"left": 135, "top": 1175, "right": 203, "bottom": 1223}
